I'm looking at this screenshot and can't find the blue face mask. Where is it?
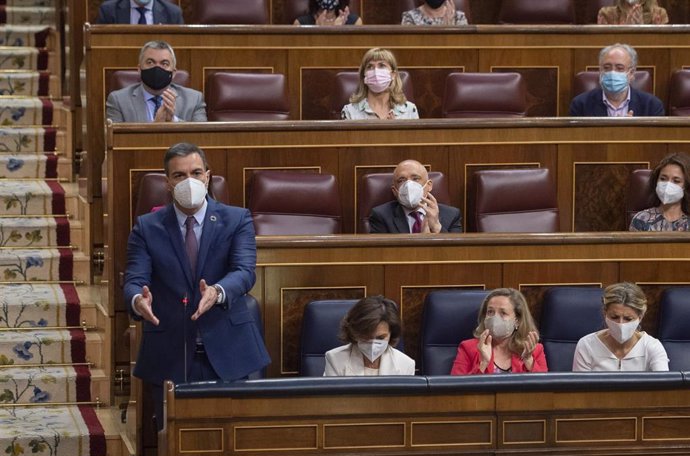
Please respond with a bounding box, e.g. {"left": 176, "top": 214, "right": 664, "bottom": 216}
{"left": 600, "top": 71, "right": 630, "bottom": 94}
{"left": 135, "top": 0, "right": 152, "bottom": 5}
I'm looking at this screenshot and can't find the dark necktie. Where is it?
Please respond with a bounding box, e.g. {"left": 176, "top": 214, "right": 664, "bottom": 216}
{"left": 410, "top": 211, "right": 422, "bottom": 233}
{"left": 184, "top": 216, "right": 198, "bottom": 275}
{"left": 151, "top": 95, "right": 162, "bottom": 118}
{"left": 136, "top": 6, "right": 147, "bottom": 24}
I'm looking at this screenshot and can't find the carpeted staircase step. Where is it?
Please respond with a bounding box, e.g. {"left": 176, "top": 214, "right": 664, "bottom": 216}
{"left": 0, "top": 47, "right": 49, "bottom": 71}
{"left": 0, "top": 247, "right": 72, "bottom": 281}
{"left": 0, "top": 127, "right": 61, "bottom": 153}
{"left": 0, "top": 70, "right": 57, "bottom": 97}
{"left": 0, "top": 248, "right": 90, "bottom": 283}
{"left": 0, "top": 180, "right": 83, "bottom": 220}
{"left": 0, "top": 216, "right": 69, "bottom": 247}
{"left": 0, "top": 283, "right": 99, "bottom": 329}
{"left": 0, "top": 97, "right": 53, "bottom": 126}
{"left": 0, "top": 153, "right": 61, "bottom": 178}
{"left": 0, "top": 328, "right": 102, "bottom": 367}
{"left": 0, "top": 179, "right": 64, "bottom": 215}
{"left": 0, "top": 405, "right": 105, "bottom": 456}
{"left": 0, "top": 6, "right": 56, "bottom": 25}
{"left": 0, "top": 366, "right": 107, "bottom": 404}
{"left": 0, "top": 25, "right": 51, "bottom": 47}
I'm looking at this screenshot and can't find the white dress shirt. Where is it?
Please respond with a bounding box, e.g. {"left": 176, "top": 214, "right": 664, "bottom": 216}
{"left": 572, "top": 331, "right": 669, "bottom": 372}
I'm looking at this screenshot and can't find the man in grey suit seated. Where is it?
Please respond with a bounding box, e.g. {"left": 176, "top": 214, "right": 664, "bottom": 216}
{"left": 106, "top": 41, "right": 207, "bottom": 123}
{"left": 96, "top": 0, "right": 184, "bottom": 25}
{"left": 369, "top": 159, "right": 462, "bottom": 233}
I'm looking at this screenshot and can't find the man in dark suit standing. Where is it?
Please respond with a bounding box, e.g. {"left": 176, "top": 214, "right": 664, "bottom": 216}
{"left": 124, "top": 142, "right": 270, "bottom": 430}
{"left": 96, "top": 0, "right": 184, "bottom": 24}
{"left": 106, "top": 41, "right": 206, "bottom": 123}
{"left": 369, "top": 159, "right": 462, "bottom": 233}
{"left": 569, "top": 43, "right": 664, "bottom": 117}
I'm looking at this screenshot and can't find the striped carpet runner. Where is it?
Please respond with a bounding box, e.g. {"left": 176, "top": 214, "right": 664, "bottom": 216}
{"left": 0, "top": 0, "right": 107, "bottom": 454}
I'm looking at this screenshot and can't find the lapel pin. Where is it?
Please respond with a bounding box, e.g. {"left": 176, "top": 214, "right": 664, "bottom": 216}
{"left": 210, "top": 215, "right": 217, "bottom": 222}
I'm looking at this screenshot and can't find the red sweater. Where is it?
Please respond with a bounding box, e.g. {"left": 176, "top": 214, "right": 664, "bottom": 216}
{"left": 450, "top": 338, "right": 548, "bottom": 375}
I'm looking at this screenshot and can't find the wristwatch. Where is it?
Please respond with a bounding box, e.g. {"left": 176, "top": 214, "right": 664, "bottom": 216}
{"left": 212, "top": 284, "right": 224, "bottom": 305}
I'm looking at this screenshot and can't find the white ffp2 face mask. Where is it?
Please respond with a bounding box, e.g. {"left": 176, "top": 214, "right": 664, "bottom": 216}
{"left": 396, "top": 180, "right": 425, "bottom": 209}
{"left": 173, "top": 177, "right": 207, "bottom": 209}
{"left": 606, "top": 318, "right": 639, "bottom": 344}
{"left": 656, "top": 181, "right": 684, "bottom": 205}
{"left": 357, "top": 339, "right": 388, "bottom": 363}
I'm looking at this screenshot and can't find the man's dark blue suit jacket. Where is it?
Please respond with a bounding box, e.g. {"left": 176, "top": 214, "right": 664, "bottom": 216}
{"left": 96, "top": 0, "right": 184, "bottom": 24}
{"left": 569, "top": 87, "right": 665, "bottom": 116}
{"left": 124, "top": 198, "right": 269, "bottom": 385}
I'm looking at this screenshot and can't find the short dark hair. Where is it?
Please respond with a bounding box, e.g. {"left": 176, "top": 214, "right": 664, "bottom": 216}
{"left": 340, "top": 296, "right": 402, "bottom": 346}
{"left": 648, "top": 152, "right": 690, "bottom": 214}
{"left": 163, "top": 142, "right": 209, "bottom": 176}
{"left": 309, "top": 0, "right": 350, "bottom": 15}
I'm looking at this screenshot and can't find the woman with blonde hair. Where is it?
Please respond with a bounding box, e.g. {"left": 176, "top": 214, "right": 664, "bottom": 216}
{"left": 450, "top": 288, "right": 547, "bottom": 375}
{"left": 341, "top": 48, "right": 419, "bottom": 120}
{"left": 597, "top": 0, "right": 668, "bottom": 25}
{"left": 573, "top": 282, "right": 668, "bottom": 371}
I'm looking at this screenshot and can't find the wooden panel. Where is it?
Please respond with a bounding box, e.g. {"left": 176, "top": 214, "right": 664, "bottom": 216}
{"left": 324, "top": 423, "right": 405, "bottom": 448}
{"left": 574, "top": 162, "right": 648, "bottom": 232}
{"left": 178, "top": 428, "right": 223, "bottom": 452}
{"left": 643, "top": 416, "right": 690, "bottom": 441}
{"left": 411, "top": 421, "right": 493, "bottom": 446}
{"left": 502, "top": 419, "right": 546, "bottom": 445}
{"left": 234, "top": 425, "right": 317, "bottom": 450}
{"left": 555, "top": 417, "right": 637, "bottom": 443}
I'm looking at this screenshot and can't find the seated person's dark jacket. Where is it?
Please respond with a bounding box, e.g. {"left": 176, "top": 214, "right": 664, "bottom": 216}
{"left": 369, "top": 200, "right": 463, "bottom": 234}
{"left": 569, "top": 87, "right": 664, "bottom": 116}
{"left": 97, "top": 0, "right": 184, "bottom": 24}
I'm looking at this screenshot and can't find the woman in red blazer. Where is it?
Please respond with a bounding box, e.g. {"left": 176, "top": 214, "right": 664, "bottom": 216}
{"left": 451, "top": 288, "right": 547, "bottom": 375}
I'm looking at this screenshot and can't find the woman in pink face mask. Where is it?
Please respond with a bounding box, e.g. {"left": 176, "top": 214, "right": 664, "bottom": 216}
{"left": 341, "top": 48, "right": 419, "bottom": 120}
{"left": 573, "top": 282, "right": 668, "bottom": 371}
{"left": 630, "top": 152, "right": 690, "bottom": 232}
{"left": 597, "top": 0, "right": 668, "bottom": 24}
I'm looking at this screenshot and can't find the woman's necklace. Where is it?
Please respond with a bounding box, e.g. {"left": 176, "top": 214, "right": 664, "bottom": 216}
{"left": 493, "top": 361, "right": 512, "bottom": 373}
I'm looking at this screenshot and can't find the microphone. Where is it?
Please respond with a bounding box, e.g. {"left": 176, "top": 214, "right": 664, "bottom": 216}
{"left": 182, "top": 293, "right": 188, "bottom": 383}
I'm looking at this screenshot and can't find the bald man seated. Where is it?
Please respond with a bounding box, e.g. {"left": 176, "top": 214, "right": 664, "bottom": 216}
{"left": 368, "top": 159, "right": 462, "bottom": 234}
